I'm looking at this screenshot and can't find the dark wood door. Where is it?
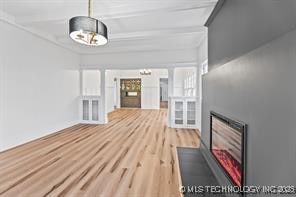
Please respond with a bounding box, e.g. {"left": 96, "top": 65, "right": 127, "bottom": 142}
{"left": 120, "top": 79, "right": 141, "bottom": 108}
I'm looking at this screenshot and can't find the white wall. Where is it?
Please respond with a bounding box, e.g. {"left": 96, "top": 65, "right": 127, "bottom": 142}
{"left": 81, "top": 70, "right": 117, "bottom": 113}
{"left": 174, "top": 68, "right": 185, "bottom": 96}
{"left": 106, "top": 70, "right": 119, "bottom": 113}
{"left": 0, "top": 20, "right": 80, "bottom": 151}
{"left": 81, "top": 50, "right": 198, "bottom": 69}
{"left": 105, "top": 69, "right": 168, "bottom": 110}
{"left": 174, "top": 67, "right": 197, "bottom": 97}
{"left": 82, "top": 70, "right": 101, "bottom": 96}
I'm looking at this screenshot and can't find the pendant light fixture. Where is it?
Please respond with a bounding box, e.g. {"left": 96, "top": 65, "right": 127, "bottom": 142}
{"left": 69, "top": 0, "right": 108, "bottom": 46}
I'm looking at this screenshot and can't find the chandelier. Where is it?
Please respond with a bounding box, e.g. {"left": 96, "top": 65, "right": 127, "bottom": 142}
{"left": 140, "top": 69, "right": 152, "bottom": 75}
{"left": 69, "top": 0, "right": 108, "bottom": 46}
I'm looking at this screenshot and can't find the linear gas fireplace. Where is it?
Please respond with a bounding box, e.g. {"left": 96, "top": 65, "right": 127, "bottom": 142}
{"left": 210, "top": 111, "right": 247, "bottom": 188}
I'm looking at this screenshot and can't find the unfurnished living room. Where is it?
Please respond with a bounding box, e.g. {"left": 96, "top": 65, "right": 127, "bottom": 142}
{"left": 0, "top": 0, "right": 296, "bottom": 197}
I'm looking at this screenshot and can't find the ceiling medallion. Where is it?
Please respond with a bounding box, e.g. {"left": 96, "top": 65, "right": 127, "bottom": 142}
{"left": 69, "top": 0, "right": 108, "bottom": 46}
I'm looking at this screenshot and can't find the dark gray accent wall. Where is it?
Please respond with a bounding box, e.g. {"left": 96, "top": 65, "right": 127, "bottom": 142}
{"left": 208, "top": 0, "right": 296, "bottom": 70}
{"left": 202, "top": 28, "right": 296, "bottom": 194}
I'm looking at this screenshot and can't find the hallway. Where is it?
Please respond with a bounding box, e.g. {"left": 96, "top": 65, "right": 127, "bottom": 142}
{"left": 0, "top": 109, "right": 200, "bottom": 197}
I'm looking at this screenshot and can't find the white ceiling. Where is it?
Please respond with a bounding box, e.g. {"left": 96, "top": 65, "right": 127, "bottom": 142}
{"left": 0, "top": 0, "right": 217, "bottom": 54}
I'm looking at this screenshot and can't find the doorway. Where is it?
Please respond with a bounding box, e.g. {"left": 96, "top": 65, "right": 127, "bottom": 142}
{"left": 120, "top": 78, "right": 141, "bottom": 108}
{"left": 160, "top": 78, "right": 168, "bottom": 108}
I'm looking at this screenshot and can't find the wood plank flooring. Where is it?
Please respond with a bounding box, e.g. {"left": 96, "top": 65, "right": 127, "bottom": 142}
{"left": 0, "top": 109, "right": 200, "bottom": 197}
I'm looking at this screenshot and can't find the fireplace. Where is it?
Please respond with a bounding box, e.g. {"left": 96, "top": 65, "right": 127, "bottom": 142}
{"left": 210, "top": 111, "right": 247, "bottom": 188}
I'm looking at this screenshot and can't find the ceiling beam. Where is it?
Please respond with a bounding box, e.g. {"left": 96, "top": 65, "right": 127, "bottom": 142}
{"left": 60, "top": 32, "right": 204, "bottom": 55}
{"left": 81, "top": 62, "right": 198, "bottom": 70}
{"left": 109, "top": 26, "right": 205, "bottom": 41}
{"left": 15, "top": 1, "right": 217, "bottom": 25}
{"left": 55, "top": 26, "right": 205, "bottom": 54}
{"left": 56, "top": 26, "right": 205, "bottom": 43}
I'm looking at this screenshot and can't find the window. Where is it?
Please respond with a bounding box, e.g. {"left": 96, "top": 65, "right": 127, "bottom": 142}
{"left": 201, "top": 60, "right": 208, "bottom": 75}
{"left": 184, "top": 73, "right": 196, "bottom": 97}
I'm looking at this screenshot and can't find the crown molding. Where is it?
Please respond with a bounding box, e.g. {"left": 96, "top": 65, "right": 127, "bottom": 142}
{"left": 0, "top": 10, "right": 79, "bottom": 55}
{"left": 204, "top": 0, "right": 225, "bottom": 27}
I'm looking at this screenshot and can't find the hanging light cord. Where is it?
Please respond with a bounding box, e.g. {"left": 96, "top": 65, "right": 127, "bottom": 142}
{"left": 88, "top": 0, "right": 91, "bottom": 17}
{"left": 87, "top": 0, "right": 96, "bottom": 43}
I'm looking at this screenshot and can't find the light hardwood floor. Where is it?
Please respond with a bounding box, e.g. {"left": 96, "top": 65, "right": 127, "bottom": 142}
{"left": 0, "top": 109, "right": 200, "bottom": 197}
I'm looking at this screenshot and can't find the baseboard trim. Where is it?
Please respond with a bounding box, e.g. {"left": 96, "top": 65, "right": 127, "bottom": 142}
{"left": 0, "top": 121, "right": 80, "bottom": 153}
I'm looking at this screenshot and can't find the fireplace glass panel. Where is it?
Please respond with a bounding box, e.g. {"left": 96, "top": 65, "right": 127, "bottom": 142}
{"left": 210, "top": 112, "right": 246, "bottom": 188}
